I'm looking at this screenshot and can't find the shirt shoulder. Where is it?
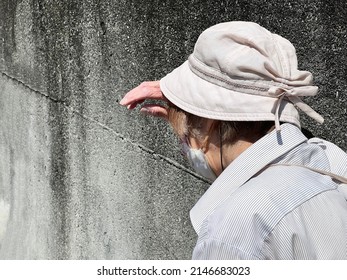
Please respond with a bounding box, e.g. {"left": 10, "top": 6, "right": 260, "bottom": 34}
{"left": 261, "top": 189, "right": 347, "bottom": 259}
{"left": 193, "top": 165, "right": 341, "bottom": 259}
{"left": 308, "top": 137, "right": 347, "bottom": 176}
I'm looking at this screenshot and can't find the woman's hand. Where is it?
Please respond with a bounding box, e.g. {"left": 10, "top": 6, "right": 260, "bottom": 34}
{"left": 120, "top": 81, "right": 169, "bottom": 119}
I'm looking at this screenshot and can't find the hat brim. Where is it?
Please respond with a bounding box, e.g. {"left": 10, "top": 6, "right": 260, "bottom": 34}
{"left": 160, "top": 61, "right": 300, "bottom": 127}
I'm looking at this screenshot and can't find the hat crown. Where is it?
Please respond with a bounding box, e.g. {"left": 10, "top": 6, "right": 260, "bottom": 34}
{"left": 193, "top": 21, "right": 312, "bottom": 85}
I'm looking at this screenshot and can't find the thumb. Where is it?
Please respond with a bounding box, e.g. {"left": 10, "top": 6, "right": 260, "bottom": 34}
{"left": 140, "top": 104, "right": 169, "bottom": 119}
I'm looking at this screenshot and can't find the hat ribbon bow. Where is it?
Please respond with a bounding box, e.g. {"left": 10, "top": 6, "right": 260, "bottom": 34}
{"left": 268, "top": 86, "right": 324, "bottom": 130}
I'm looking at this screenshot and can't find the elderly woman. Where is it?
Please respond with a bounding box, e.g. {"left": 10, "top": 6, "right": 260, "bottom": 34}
{"left": 120, "top": 21, "right": 347, "bottom": 259}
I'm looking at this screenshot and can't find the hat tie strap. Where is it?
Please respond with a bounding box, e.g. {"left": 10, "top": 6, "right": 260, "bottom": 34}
{"left": 268, "top": 86, "right": 324, "bottom": 130}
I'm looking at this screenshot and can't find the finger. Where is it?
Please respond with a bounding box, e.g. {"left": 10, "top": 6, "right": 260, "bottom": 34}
{"left": 121, "top": 81, "right": 164, "bottom": 106}
{"left": 140, "top": 104, "right": 169, "bottom": 119}
{"left": 120, "top": 81, "right": 167, "bottom": 107}
{"left": 127, "top": 101, "right": 144, "bottom": 110}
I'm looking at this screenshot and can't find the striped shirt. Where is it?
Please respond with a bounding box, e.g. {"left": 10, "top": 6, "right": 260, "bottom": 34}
{"left": 190, "top": 123, "right": 347, "bottom": 259}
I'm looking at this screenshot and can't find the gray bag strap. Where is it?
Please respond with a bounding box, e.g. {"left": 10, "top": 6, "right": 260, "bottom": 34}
{"left": 272, "top": 163, "right": 347, "bottom": 184}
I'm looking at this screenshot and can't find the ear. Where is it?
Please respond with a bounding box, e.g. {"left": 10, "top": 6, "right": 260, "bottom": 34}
{"left": 201, "top": 120, "right": 221, "bottom": 152}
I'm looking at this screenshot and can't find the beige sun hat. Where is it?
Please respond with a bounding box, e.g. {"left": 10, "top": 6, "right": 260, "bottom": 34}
{"left": 160, "top": 21, "right": 324, "bottom": 130}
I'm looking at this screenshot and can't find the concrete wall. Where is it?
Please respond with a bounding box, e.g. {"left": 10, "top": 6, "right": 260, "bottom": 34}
{"left": 0, "top": 0, "right": 346, "bottom": 259}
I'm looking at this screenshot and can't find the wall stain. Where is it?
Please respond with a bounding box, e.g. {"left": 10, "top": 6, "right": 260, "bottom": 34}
{"left": 0, "top": 0, "right": 18, "bottom": 65}
{"left": 32, "top": 0, "right": 90, "bottom": 259}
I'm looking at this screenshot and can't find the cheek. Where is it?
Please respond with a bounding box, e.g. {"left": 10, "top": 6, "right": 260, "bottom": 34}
{"left": 204, "top": 145, "right": 220, "bottom": 174}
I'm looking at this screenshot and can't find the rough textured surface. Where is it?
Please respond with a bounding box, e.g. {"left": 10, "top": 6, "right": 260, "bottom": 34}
{"left": 0, "top": 0, "right": 346, "bottom": 259}
{"left": 0, "top": 73, "right": 206, "bottom": 259}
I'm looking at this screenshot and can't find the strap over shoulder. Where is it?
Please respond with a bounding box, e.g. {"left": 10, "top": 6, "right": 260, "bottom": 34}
{"left": 272, "top": 163, "right": 347, "bottom": 184}
{"left": 272, "top": 163, "right": 347, "bottom": 200}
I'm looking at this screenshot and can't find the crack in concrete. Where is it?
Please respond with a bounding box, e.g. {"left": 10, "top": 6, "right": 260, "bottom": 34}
{"left": 0, "top": 71, "right": 209, "bottom": 183}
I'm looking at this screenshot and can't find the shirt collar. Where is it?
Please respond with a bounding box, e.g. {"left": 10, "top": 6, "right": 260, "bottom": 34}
{"left": 190, "top": 123, "right": 308, "bottom": 234}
